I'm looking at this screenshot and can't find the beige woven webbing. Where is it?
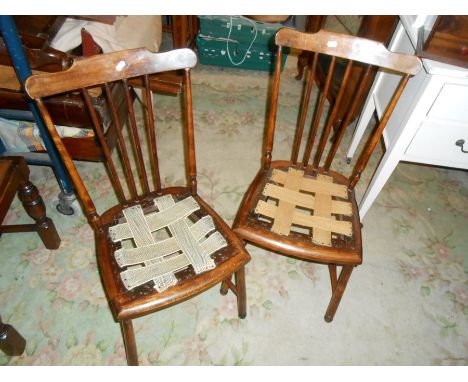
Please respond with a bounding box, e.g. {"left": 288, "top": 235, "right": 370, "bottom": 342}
{"left": 109, "top": 195, "right": 227, "bottom": 292}
{"left": 255, "top": 167, "right": 353, "bottom": 246}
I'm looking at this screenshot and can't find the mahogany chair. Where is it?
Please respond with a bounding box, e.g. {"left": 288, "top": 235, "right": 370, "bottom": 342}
{"left": 231, "top": 28, "right": 421, "bottom": 322}
{"left": 25, "top": 48, "right": 250, "bottom": 365}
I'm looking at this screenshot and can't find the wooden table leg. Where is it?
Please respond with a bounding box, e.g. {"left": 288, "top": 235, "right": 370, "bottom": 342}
{"left": 17, "top": 179, "right": 60, "bottom": 250}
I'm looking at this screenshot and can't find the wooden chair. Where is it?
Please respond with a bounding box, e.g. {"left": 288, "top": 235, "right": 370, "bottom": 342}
{"left": 296, "top": 16, "right": 398, "bottom": 131}
{"left": 231, "top": 29, "right": 421, "bottom": 322}
{"left": 25, "top": 48, "right": 250, "bottom": 365}
{"left": 0, "top": 156, "right": 60, "bottom": 250}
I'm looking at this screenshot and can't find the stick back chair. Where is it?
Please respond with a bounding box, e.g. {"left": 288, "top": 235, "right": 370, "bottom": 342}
{"left": 232, "top": 28, "right": 421, "bottom": 322}
{"left": 25, "top": 48, "right": 250, "bottom": 365}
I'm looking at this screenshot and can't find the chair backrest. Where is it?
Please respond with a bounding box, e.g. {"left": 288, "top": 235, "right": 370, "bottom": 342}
{"left": 265, "top": 28, "right": 422, "bottom": 189}
{"left": 25, "top": 48, "right": 198, "bottom": 229}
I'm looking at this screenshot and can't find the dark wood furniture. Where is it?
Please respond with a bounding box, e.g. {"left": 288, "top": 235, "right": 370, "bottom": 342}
{"left": 0, "top": 314, "right": 26, "bottom": 356}
{"left": 0, "top": 16, "right": 180, "bottom": 162}
{"left": 297, "top": 16, "right": 398, "bottom": 129}
{"left": 163, "top": 16, "right": 199, "bottom": 49}
{"left": 420, "top": 15, "right": 468, "bottom": 69}
{"left": 25, "top": 48, "right": 250, "bottom": 365}
{"left": 231, "top": 28, "right": 421, "bottom": 322}
{"left": 0, "top": 16, "right": 131, "bottom": 162}
{"left": 0, "top": 156, "right": 60, "bottom": 249}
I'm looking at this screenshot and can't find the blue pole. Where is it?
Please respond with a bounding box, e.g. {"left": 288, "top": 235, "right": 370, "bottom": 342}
{"left": 0, "top": 15, "right": 74, "bottom": 194}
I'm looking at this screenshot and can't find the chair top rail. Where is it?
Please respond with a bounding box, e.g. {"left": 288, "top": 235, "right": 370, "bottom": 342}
{"left": 276, "top": 28, "right": 422, "bottom": 75}
{"left": 25, "top": 48, "right": 197, "bottom": 99}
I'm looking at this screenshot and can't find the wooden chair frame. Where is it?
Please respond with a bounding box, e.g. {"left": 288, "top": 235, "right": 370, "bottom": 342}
{"left": 231, "top": 28, "right": 421, "bottom": 322}
{"left": 25, "top": 48, "right": 250, "bottom": 365}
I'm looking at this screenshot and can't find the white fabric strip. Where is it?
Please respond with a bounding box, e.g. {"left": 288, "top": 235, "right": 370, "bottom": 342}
{"left": 120, "top": 253, "right": 189, "bottom": 290}
{"left": 122, "top": 205, "right": 154, "bottom": 247}
{"left": 111, "top": 195, "right": 226, "bottom": 292}
{"left": 114, "top": 215, "right": 217, "bottom": 267}
{"left": 119, "top": 232, "right": 227, "bottom": 291}
{"left": 155, "top": 195, "right": 216, "bottom": 274}
{"left": 108, "top": 196, "right": 200, "bottom": 243}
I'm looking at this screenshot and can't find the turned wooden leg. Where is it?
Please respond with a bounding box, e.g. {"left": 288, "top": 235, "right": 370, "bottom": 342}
{"left": 328, "top": 264, "right": 337, "bottom": 292}
{"left": 220, "top": 267, "right": 247, "bottom": 319}
{"left": 324, "top": 265, "right": 354, "bottom": 323}
{"left": 17, "top": 180, "right": 60, "bottom": 250}
{"left": 235, "top": 266, "right": 247, "bottom": 319}
{"left": 120, "top": 320, "right": 138, "bottom": 366}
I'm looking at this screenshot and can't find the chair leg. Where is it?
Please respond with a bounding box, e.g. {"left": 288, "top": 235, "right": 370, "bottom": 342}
{"left": 17, "top": 180, "right": 60, "bottom": 250}
{"left": 120, "top": 320, "right": 138, "bottom": 366}
{"left": 220, "top": 267, "right": 247, "bottom": 319}
{"left": 328, "top": 264, "right": 337, "bottom": 292}
{"left": 220, "top": 277, "right": 230, "bottom": 295}
{"left": 235, "top": 266, "right": 247, "bottom": 319}
{"left": 324, "top": 265, "right": 354, "bottom": 323}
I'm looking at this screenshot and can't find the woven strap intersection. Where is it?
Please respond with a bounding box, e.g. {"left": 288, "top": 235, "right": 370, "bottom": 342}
{"left": 255, "top": 167, "right": 353, "bottom": 246}
{"left": 109, "top": 195, "right": 227, "bottom": 292}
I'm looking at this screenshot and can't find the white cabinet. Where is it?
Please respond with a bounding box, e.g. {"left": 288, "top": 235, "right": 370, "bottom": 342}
{"left": 346, "top": 17, "right": 468, "bottom": 220}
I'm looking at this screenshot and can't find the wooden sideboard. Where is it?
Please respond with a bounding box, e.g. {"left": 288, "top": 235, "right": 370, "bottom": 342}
{"left": 346, "top": 16, "right": 468, "bottom": 219}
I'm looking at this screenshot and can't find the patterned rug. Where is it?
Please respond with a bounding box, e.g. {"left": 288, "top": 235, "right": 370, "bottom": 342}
{"left": 1, "top": 53, "right": 467, "bottom": 366}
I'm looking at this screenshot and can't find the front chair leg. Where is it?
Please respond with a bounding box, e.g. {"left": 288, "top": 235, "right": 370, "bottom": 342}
{"left": 324, "top": 265, "right": 354, "bottom": 323}
{"left": 120, "top": 320, "right": 138, "bottom": 366}
{"left": 235, "top": 266, "right": 247, "bottom": 319}
{"left": 219, "top": 266, "right": 247, "bottom": 319}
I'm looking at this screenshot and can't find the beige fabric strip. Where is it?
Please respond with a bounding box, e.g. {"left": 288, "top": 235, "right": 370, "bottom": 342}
{"left": 312, "top": 174, "right": 333, "bottom": 246}
{"left": 270, "top": 167, "right": 304, "bottom": 235}
{"left": 262, "top": 183, "right": 352, "bottom": 216}
{"left": 256, "top": 200, "right": 352, "bottom": 236}
{"left": 271, "top": 169, "right": 348, "bottom": 198}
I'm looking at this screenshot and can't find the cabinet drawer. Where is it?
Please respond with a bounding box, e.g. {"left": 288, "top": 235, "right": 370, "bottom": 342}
{"left": 405, "top": 120, "right": 468, "bottom": 169}
{"left": 427, "top": 83, "right": 468, "bottom": 123}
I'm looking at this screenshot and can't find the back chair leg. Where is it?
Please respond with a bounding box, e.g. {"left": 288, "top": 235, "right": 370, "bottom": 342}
{"left": 324, "top": 265, "right": 354, "bottom": 323}
{"left": 120, "top": 319, "right": 138, "bottom": 366}
{"left": 220, "top": 278, "right": 230, "bottom": 295}
{"left": 235, "top": 266, "right": 247, "bottom": 319}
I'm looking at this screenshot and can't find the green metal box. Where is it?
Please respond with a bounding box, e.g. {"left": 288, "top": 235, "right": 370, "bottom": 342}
{"left": 198, "top": 15, "right": 283, "bottom": 46}
{"left": 196, "top": 16, "right": 288, "bottom": 72}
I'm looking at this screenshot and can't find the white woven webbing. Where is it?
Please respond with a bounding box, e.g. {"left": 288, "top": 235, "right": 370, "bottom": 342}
{"left": 109, "top": 195, "right": 227, "bottom": 292}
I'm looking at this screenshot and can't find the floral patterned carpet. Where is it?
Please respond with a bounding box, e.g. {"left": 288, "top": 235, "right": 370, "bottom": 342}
{"left": 0, "top": 54, "right": 467, "bottom": 366}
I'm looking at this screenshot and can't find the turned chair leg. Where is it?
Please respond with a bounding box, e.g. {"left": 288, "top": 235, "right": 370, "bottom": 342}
{"left": 120, "top": 320, "right": 138, "bottom": 366}
{"left": 18, "top": 180, "right": 60, "bottom": 250}
{"left": 324, "top": 265, "right": 354, "bottom": 323}
{"left": 328, "top": 264, "right": 338, "bottom": 292}
{"left": 235, "top": 266, "right": 247, "bottom": 319}
{"left": 220, "top": 266, "right": 247, "bottom": 319}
